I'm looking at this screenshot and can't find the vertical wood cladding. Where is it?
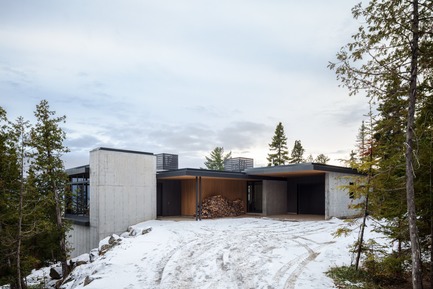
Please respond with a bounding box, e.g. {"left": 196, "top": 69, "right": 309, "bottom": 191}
{"left": 181, "top": 178, "right": 247, "bottom": 216}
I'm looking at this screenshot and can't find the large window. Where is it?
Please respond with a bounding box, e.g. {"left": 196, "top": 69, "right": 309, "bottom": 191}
{"left": 67, "top": 169, "right": 90, "bottom": 216}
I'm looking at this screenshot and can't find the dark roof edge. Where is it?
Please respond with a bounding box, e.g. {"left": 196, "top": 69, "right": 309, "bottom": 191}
{"left": 66, "top": 165, "right": 90, "bottom": 175}
{"left": 311, "top": 163, "right": 361, "bottom": 175}
{"left": 157, "top": 168, "right": 247, "bottom": 179}
{"left": 245, "top": 162, "right": 361, "bottom": 175}
{"left": 157, "top": 168, "right": 286, "bottom": 180}
{"left": 91, "top": 147, "right": 154, "bottom": 156}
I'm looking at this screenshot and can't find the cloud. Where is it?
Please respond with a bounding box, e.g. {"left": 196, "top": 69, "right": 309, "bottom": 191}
{"left": 1, "top": 0, "right": 366, "bottom": 169}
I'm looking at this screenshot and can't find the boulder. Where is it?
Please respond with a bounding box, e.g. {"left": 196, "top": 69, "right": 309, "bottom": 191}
{"left": 49, "top": 266, "right": 63, "bottom": 280}
{"left": 84, "top": 276, "right": 94, "bottom": 286}
{"left": 98, "top": 234, "right": 121, "bottom": 255}
{"left": 89, "top": 248, "right": 99, "bottom": 263}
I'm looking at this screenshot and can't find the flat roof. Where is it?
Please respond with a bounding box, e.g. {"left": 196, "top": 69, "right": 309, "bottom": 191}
{"left": 245, "top": 163, "right": 360, "bottom": 178}
{"left": 157, "top": 168, "right": 262, "bottom": 180}
{"left": 91, "top": 147, "right": 154, "bottom": 156}
{"left": 157, "top": 163, "right": 360, "bottom": 180}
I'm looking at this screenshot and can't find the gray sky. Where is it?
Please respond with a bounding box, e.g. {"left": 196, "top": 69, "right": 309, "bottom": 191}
{"left": 1, "top": 0, "right": 368, "bottom": 169}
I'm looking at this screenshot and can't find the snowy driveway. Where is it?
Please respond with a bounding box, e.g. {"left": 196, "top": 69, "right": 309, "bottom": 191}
{"left": 68, "top": 217, "right": 360, "bottom": 289}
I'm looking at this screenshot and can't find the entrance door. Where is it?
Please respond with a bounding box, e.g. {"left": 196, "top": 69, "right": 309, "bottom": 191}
{"left": 247, "top": 181, "right": 263, "bottom": 213}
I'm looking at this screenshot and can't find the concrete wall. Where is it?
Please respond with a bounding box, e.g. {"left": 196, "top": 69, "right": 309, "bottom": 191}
{"left": 89, "top": 148, "right": 156, "bottom": 250}
{"left": 325, "top": 172, "right": 362, "bottom": 219}
{"left": 262, "top": 180, "right": 287, "bottom": 215}
{"left": 67, "top": 224, "right": 91, "bottom": 258}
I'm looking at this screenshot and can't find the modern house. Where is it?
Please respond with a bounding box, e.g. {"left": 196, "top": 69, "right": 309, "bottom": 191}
{"left": 66, "top": 147, "right": 361, "bottom": 257}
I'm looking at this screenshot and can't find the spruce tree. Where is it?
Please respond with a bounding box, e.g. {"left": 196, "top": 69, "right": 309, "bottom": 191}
{"left": 0, "top": 107, "right": 21, "bottom": 288}
{"left": 28, "top": 100, "right": 70, "bottom": 277}
{"left": 0, "top": 111, "right": 42, "bottom": 289}
{"left": 289, "top": 140, "right": 304, "bottom": 164}
{"left": 204, "top": 147, "right": 231, "bottom": 171}
{"left": 267, "top": 122, "right": 289, "bottom": 166}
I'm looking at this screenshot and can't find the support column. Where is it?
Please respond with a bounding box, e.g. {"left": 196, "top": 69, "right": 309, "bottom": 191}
{"left": 199, "top": 177, "right": 202, "bottom": 221}
{"left": 195, "top": 176, "right": 199, "bottom": 221}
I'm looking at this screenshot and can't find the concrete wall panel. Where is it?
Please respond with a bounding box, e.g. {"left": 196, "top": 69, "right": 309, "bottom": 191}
{"left": 325, "top": 172, "right": 362, "bottom": 219}
{"left": 89, "top": 148, "right": 156, "bottom": 250}
{"left": 263, "top": 180, "right": 287, "bottom": 215}
{"left": 67, "top": 224, "right": 91, "bottom": 258}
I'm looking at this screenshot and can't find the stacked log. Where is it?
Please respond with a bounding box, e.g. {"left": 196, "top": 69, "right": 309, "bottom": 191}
{"left": 201, "top": 195, "right": 245, "bottom": 219}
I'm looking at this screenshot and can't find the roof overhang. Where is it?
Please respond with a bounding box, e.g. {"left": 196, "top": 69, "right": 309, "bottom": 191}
{"left": 157, "top": 168, "right": 269, "bottom": 181}
{"left": 245, "top": 163, "right": 361, "bottom": 178}
{"left": 157, "top": 163, "right": 360, "bottom": 181}
{"left": 66, "top": 165, "right": 90, "bottom": 176}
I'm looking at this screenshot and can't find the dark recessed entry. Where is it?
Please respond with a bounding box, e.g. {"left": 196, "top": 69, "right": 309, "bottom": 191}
{"left": 157, "top": 180, "right": 181, "bottom": 216}
{"left": 297, "top": 183, "right": 325, "bottom": 215}
{"left": 247, "top": 181, "right": 263, "bottom": 213}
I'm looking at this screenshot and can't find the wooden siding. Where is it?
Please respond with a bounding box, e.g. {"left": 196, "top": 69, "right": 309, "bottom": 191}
{"left": 181, "top": 178, "right": 247, "bottom": 216}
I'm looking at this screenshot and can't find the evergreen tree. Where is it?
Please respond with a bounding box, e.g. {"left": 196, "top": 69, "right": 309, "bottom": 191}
{"left": 305, "top": 154, "right": 314, "bottom": 163}
{"left": 0, "top": 111, "right": 43, "bottom": 289}
{"left": 0, "top": 107, "right": 21, "bottom": 288}
{"left": 28, "top": 100, "right": 70, "bottom": 277}
{"left": 204, "top": 147, "right": 231, "bottom": 171}
{"left": 289, "top": 140, "right": 304, "bottom": 164}
{"left": 267, "top": 122, "right": 289, "bottom": 166}
{"left": 314, "top": 154, "right": 330, "bottom": 164}
{"left": 329, "top": 0, "right": 433, "bottom": 286}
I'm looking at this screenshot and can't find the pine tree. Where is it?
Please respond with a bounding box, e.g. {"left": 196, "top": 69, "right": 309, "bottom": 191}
{"left": 329, "top": 0, "right": 433, "bottom": 286}
{"left": 267, "top": 122, "right": 289, "bottom": 166}
{"left": 289, "top": 140, "right": 304, "bottom": 164}
{"left": 28, "top": 100, "right": 70, "bottom": 277}
{"left": 204, "top": 147, "right": 231, "bottom": 171}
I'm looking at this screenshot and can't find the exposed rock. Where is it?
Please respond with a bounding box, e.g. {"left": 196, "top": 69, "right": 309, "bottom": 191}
{"left": 141, "top": 227, "right": 152, "bottom": 235}
{"left": 55, "top": 279, "right": 63, "bottom": 289}
{"left": 75, "top": 259, "right": 88, "bottom": 267}
{"left": 50, "top": 266, "right": 63, "bottom": 280}
{"left": 99, "top": 234, "right": 121, "bottom": 255}
{"left": 84, "top": 276, "right": 94, "bottom": 286}
{"left": 129, "top": 226, "right": 152, "bottom": 236}
{"left": 89, "top": 248, "right": 99, "bottom": 263}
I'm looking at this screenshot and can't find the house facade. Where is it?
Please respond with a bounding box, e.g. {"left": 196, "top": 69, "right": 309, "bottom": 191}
{"left": 66, "top": 147, "right": 361, "bottom": 257}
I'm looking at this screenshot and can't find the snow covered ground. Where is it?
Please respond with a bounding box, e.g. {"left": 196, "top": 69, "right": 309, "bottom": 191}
{"left": 28, "top": 216, "right": 385, "bottom": 289}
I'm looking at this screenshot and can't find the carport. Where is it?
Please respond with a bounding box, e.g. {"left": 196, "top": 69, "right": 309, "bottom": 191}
{"left": 157, "top": 163, "right": 361, "bottom": 220}
{"left": 245, "top": 163, "right": 361, "bottom": 219}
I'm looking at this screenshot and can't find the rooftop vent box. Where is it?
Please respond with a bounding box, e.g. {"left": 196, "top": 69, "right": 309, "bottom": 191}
{"left": 224, "top": 157, "right": 254, "bottom": 172}
{"left": 156, "top": 153, "right": 179, "bottom": 171}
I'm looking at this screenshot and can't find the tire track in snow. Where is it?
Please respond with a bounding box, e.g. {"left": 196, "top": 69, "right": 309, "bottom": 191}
{"left": 136, "top": 218, "right": 339, "bottom": 289}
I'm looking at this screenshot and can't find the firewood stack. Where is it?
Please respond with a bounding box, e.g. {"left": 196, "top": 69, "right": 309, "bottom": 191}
{"left": 201, "top": 195, "right": 245, "bottom": 218}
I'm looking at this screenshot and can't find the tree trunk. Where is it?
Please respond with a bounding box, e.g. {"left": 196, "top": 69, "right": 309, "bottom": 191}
{"left": 16, "top": 150, "right": 24, "bottom": 289}
{"left": 355, "top": 190, "right": 369, "bottom": 270}
{"left": 16, "top": 126, "right": 27, "bottom": 289}
{"left": 406, "top": 1, "right": 423, "bottom": 288}
{"left": 53, "top": 178, "right": 69, "bottom": 278}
